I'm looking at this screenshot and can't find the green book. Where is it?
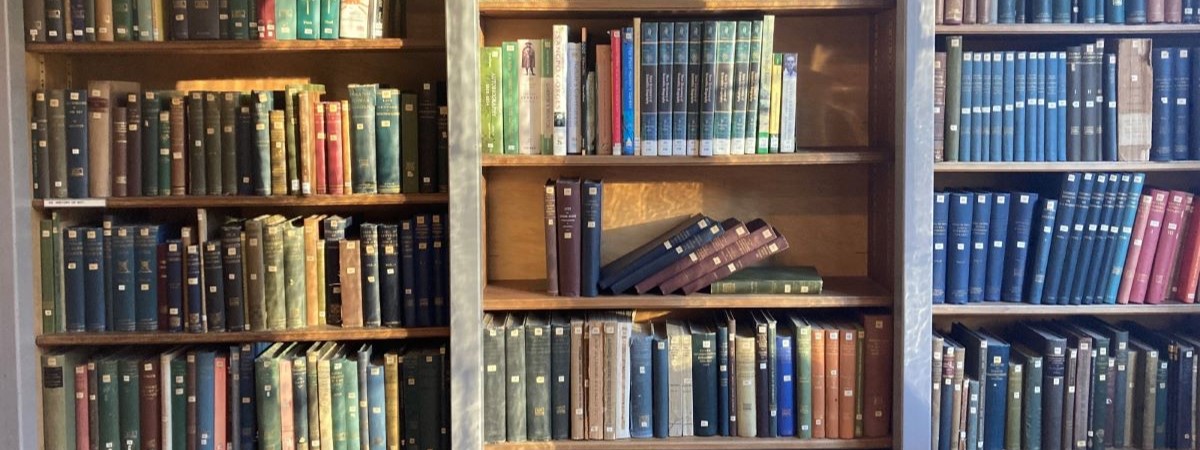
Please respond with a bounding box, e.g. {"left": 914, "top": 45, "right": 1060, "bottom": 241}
{"left": 252, "top": 91, "right": 274, "bottom": 195}
{"left": 1005, "top": 362, "right": 1023, "bottom": 450}
{"left": 400, "top": 92, "right": 419, "bottom": 194}
{"left": 47, "top": 89, "right": 67, "bottom": 199}
{"left": 41, "top": 351, "right": 81, "bottom": 450}
{"left": 756, "top": 15, "right": 775, "bottom": 154}
{"left": 141, "top": 91, "right": 161, "bottom": 196}
{"left": 135, "top": 0, "right": 155, "bottom": 40}
{"left": 348, "top": 84, "right": 379, "bottom": 194}
{"left": 276, "top": 0, "right": 298, "bottom": 39}
{"left": 343, "top": 356, "right": 362, "bottom": 450}
{"left": 112, "top": 0, "right": 132, "bottom": 40}
{"left": 220, "top": 92, "right": 239, "bottom": 195}
{"left": 263, "top": 216, "right": 287, "bottom": 330}
{"left": 541, "top": 39, "right": 554, "bottom": 154}
{"left": 375, "top": 89, "right": 401, "bottom": 194}
{"left": 794, "top": 316, "right": 812, "bottom": 438}
{"left": 480, "top": 46, "right": 504, "bottom": 154}
{"left": 708, "top": 266, "right": 823, "bottom": 295}
{"left": 230, "top": 0, "right": 250, "bottom": 39}
{"left": 945, "top": 36, "right": 963, "bottom": 162}
{"left": 283, "top": 219, "right": 307, "bottom": 329}
{"left": 97, "top": 357, "right": 120, "bottom": 450}
{"left": 729, "top": 21, "right": 751, "bottom": 155}
{"left": 244, "top": 216, "right": 267, "bottom": 330}
{"left": 320, "top": 0, "right": 340, "bottom": 39}
{"left": 204, "top": 92, "right": 223, "bottom": 195}
{"left": 157, "top": 102, "right": 172, "bottom": 196}
{"left": 187, "top": 92, "right": 208, "bottom": 196}
{"left": 168, "top": 351, "right": 187, "bottom": 450}
{"left": 713, "top": 21, "right": 735, "bottom": 156}
{"left": 501, "top": 41, "right": 519, "bottom": 155}
{"left": 331, "top": 355, "right": 348, "bottom": 450}
{"left": 40, "top": 219, "right": 59, "bottom": 333}
{"left": 297, "top": 0, "right": 319, "bottom": 39}
{"left": 1011, "top": 344, "right": 1042, "bottom": 450}
{"left": 256, "top": 344, "right": 284, "bottom": 450}
{"left": 745, "top": 20, "right": 762, "bottom": 153}
{"left": 118, "top": 356, "right": 140, "bottom": 450}
{"left": 284, "top": 85, "right": 302, "bottom": 193}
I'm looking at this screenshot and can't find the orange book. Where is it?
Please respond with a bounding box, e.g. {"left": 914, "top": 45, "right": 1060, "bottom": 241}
{"left": 839, "top": 324, "right": 858, "bottom": 439}
{"left": 825, "top": 327, "right": 841, "bottom": 436}
{"left": 810, "top": 326, "right": 826, "bottom": 438}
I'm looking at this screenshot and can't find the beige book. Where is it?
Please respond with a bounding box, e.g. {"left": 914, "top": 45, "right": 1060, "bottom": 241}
{"left": 1118, "top": 39, "right": 1153, "bottom": 161}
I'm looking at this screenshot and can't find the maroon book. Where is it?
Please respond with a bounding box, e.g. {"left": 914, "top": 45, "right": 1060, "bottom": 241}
{"left": 314, "top": 102, "right": 327, "bottom": 195}
{"left": 74, "top": 362, "right": 90, "bottom": 450}
{"left": 140, "top": 357, "right": 161, "bottom": 450}
{"left": 1146, "top": 191, "right": 1192, "bottom": 303}
{"left": 680, "top": 234, "right": 791, "bottom": 295}
{"left": 556, "top": 178, "right": 582, "bottom": 297}
{"left": 1129, "top": 189, "right": 1170, "bottom": 303}
{"left": 325, "top": 102, "right": 344, "bottom": 195}
{"left": 657, "top": 220, "right": 776, "bottom": 295}
{"left": 633, "top": 218, "right": 746, "bottom": 294}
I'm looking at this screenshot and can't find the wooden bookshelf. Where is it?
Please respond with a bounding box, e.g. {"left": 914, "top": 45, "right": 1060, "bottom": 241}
{"left": 24, "top": 38, "right": 446, "bottom": 55}
{"left": 35, "top": 326, "right": 450, "bottom": 346}
{"left": 934, "top": 161, "right": 1200, "bottom": 172}
{"left": 31, "top": 193, "right": 449, "bottom": 209}
{"left": 477, "top": 0, "right": 896, "bottom": 16}
{"left": 484, "top": 277, "right": 892, "bottom": 311}
{"left": 482, "top": 437, "right": 892, "bottom": 449}
{"left": 933, "top": 303, "right": 1200, "bottom": 316}
{"left": 482, "top": 149, "right": 890, "bottom": 167}
{"left": 935, "top": 23, "right": 1200, "bottom": 35}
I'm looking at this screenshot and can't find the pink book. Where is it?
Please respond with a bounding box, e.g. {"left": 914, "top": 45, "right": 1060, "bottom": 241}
{"left": 1148, "top": 191, "right": 1194, "bottom": 303}
{"left": 1129, "top": 189, "right": 1171, "bottom": 303}
{"left": 1118, "top": 194, "right": 1155, "bottom": 304}
{"left": 214, "top": 355, "right": 227, "bottom": 450}
{"left": 74, "top": 363, "right": 89, "bottom": 450}
{"left": 324, "top": 102, "right": 344, "bottom": 195}
{"left": 610, "top": 30, "right": 622, "bottom": 155}
{"left": 1175, "top": 200, "right": 1200, "bottom": 303}
{"left": 279, "top": 356, "right": 295, "bottom": 450}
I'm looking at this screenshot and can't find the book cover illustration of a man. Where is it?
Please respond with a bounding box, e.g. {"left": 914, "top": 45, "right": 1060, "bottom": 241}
{"left": 522, "top": 41, "right": 537, "bottom": 75}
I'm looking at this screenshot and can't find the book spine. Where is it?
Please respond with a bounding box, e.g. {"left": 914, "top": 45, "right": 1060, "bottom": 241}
{"left": 967, "top": 192, "right": 992, "bottom": 302}
{"left": 1152, "top": 48, "right": 1173, "bottom": 160}
{"left": 358, "top": 224, "right": 380, "bottom": 327}
{"left": 324, "top": 102, "right": 344, "bottom": 195}
{"left": 699, "top": 22, "right": 716, "bottom": 157}
{"left": 1129, "top": 189, "right": 1170, "bottom": 303}
{"left": 567, "top": 44, "right": 582, "bottom": 156}
{"left": 672, "top": 22, "right": 690, "bottom": 156}
{"left": 755, "top": 16, "right": 775, "bottom": 154}
{"left": 945, "top": 38, "right": 963, "bottom": 162}
{"left": 713, "top": 22, "right": 734, "bottom": 156}
{"left": 656, "top": 22, "right": 674, "bottom": 155}
{"left": 203, "top": 93, "right": 223, "bottom": 195}
{"left": 374, "top": 89, "right": 401, "bottom": 193}
{"left": 269, "top": 110, "right": 287, "bottom": 194}
{"left": 780, "top": 53, "right": 798, "bottom": 153}
{"left": 621, "top": 28, "right": 636, "bottom": 155}
{"left": 640, "top": 23, "right": 658, "bottom": 156}
{"left": 728, "top": 21, "right": 749, "bottom": 155}
{"left": 684, "top": 23, "right": 702, "bottom": 156}
{"left": 348, "top": 84, "right": 378, "bottom": 193}
{"left": 947, "top": 192, "right": 973, "bottom": 304}
{"left": 416, "top": 87, "right": 436, "bottom": 193}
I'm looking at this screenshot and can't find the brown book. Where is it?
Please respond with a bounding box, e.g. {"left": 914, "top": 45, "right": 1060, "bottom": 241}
{"left": 935, "top": 52, "right": 947, "bottom": 162}
{"left": 1148, "top": 0, "right": 1166, "bottom": 22}
{"left": 339, "top": 240, "right": 363, "bottom": 327}
{"left": 186, "top": 351, "right": 198, "bottom": 449}
{"left": 87, "top": 80, "right": 140, "bottom": 198}
{"left": 112, "top": 106, "right": 129, "bottom": 196}
{"left": 585, "top": 318, "right": 604, "bottom": 440}
{"left": 125, "top": 94, "right": 141, "bottom": 197}
{"left": 1165, "top": 0, "right": 1183, "bottom": 21}
{"left": 569, "top": 318, "right": 586, "bottom": 440}
{"left": 937, "top": 0, "right": 945, "bottom": 23}
{"left": 140, "top": 356, "right": 161, "bottom": 450}
{"left": 838, "top": 323, "right": 858, "bottom": 439}
{"left": 544, "top": 180, "right": 559, "bottom": 296}
{"left": 96, "top": 0, "right": 114, "bottom": 41}
{"left": 596, "top": 45, "right": 613, "bottom": 155}
{"left": 1117, "top": 39, "right": 1153, "bottom": 161}
{"left": 298, "top": 90, "right": 317, "bottom": 195}
{"left": 678, "top": 234, "right": 790, "bottom": 295}
{"left": 977, "top": 0, "right": 991, "bottom": 23}
{"left": 862, "top": 314, "right": 893, "bottom": 438}
{"left": 825, "top": 326, "right": 841, "bottom": 436}
{"left": 962, "top": 0, "right": 976, "bottom": 23}
{"left": 944, "top": 0, "right": 964, "bottom": 24}
{"left": 811, "top": 325, "right": 827, "bottom": 438}
{"left": 658, "top": 219, "right": 775, "bottom": 294}
{"left": 269, "top": 110, "right": 287, "bottom": 195}
{"left": 75, "top": 362, "right": 90, "bottom": 450}
{"left": 556, "top": 178, "right": 582, "bottom": 297}
{"left": 170, "top": 95, "right": 187, "bottom": 195}
{"left": 634, "top": 218, "right": 746, "bottom": 294}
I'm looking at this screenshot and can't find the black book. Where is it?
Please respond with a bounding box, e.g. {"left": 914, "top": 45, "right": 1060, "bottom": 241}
{"left": 431, "top": 214, "right": 447, "bottom": 326}
{"left": 417, "top": 83, "right": 438, "bottom": 193}
{"left": 322, "top": 216, "right": 352, "bottom": 326}
{"left": 1172, "top": 48, "right": 1190, "bottom": 160}
{"left": 597, "top": 214, "right": 710, "bottom": 293}
{"left": 1103, "top": 53, "right": 1118, "bottom": 162}
{"left": 1152, "top": 48, "right": 1173, "bottom": 161}
{"left": 400, "top": 219, "right": 417, "bottom": 327}
{"left": 125, "top": 94, "right": 142, "bottom": 197}
{"left": 171, "top": 0, "right": 188, "bottom": 39}
{"left": 45, "top": 0, "right": 65, "bottom": 42}
{"left": 414, "top": 215, "right": 433, "bottom": 327}
{"left": 690, "top": 321, "right": 718, "bottom": 437}
{"left": 235, "top": 99, "right": 254, "bottom": 195}
{"left": 359, "top": 223, "right": 381, "bottom": 327}
{"left": 141, "top": 92, "right": 161, "bottom": 196}
{"left": 524, "top": 315, "right": 551, "bottom": 441}
{"left": 221, "top": 224, "right": 245, "bottom": 331}
{"left": 202, "top": 241, "right": 225, "bottom": 332}
{"left": 188, "top": 0, "right": 220, "bottom": 39}
{"left": 187, "top": 92, "right": 207, "bottom": 196}
{"left": 1013, "top": 322, "right": 1067, "bottom": 450}
{"left": 379, "top": 224, "right": 401, "bottom": 327}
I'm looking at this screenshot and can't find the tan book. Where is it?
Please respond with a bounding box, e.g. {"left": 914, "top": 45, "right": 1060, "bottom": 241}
{"left": 602, "top": 319, "right": 617, "bottom": 440}
{"left": 338, "top": 240, "right": 363, "bottom": 327}
{"left": 596, "top": 44, "right": 613, "bottom": 155}
{"left": 340, "top": 100, "right": 353, "bottom": 194}
{"left": 96, "top": 0, "right": 114, "bottom": 40}
{"left": 383, "top": 351, "right": 402, "bottom": 447}
{"left": 87, "top": 81, "right": 140, "bottom": 198}
{"left": 1117, "top": 39, "right": 1153, "bottom": 161}
{"left": 569, "top": 318, "right": 586, "bottom": 440}
{"left": 734, "top": 332, "right": 756, "bottom": 437}
{"left": 585, "top": 317, "right": 604, "bottom": 440}
{"left": 303, "top": 215, "right": 326, "bottom": 326}
{"left": 298, "top": 90, "right": 316, "bottom": 195}
{"left": 269, "top": 110, "right": 288, "bottom": 194}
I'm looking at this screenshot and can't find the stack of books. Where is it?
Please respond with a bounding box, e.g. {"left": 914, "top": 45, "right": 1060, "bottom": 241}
{"left": 483, "top": 311, "right": 892, "bottom": 443}
{"left": 935, "top": 38, "right": 1200, "bottom": 163}
{"left": 480, "top": 17, "right": 801, "bottom": 157}
{"left": 936, "top": 0, "right": 1200, "bottom": 24}
{"left": 934, "top": 319, "right": 1200, "bottom": 450}
{"left": 39, "top": 342, "right": 447, "bottom": 450}
{"left": 29, "top": 81, "right": 448, "bottom": 199}
{"left": 22, "top": 0, "right": 408, "bottom": 43}
{"left": 39, "top": 212, "right": 448, "bottom": 334}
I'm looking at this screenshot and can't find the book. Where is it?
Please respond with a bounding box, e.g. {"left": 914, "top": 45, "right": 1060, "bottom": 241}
{"left": 707, "top": 266, "right": 822, "bottom": 295}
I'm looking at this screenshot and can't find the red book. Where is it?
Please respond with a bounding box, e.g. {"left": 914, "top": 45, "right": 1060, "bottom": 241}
{"left": 657, "top": 220, "right": 775, "bottom": 294}
{"left": 632, "top": 218, "right": 746, "bottom": 294}
{"left": 610, "top": 30, "right": 622, "bottom": 154}
{"left": 1147, "top": 191, "right": 1193, "bottom": 303}
{"left": 679, "top": 234, "right": 790, "bottom": 295}
{"left": 1129, "top": 189, "right": 1170, "bottom": 303}
{"left": 1174, "top": 199, "right": 1200, "bottom": 303}
{"left": 324, "top": 102, "right": 344, "bottom": 195}
{"left": 74, "top": 363, "right": 89, "bottom": 450}
{"left": 862, "top": 314, "right": 893, "bottom": 438}
{"left": 257, "top": 0, "right": 276, "bottom": 40}
{"left": 214, "top": 355, "right": 227, "bottom": 450}
{"left": 1118, "top": 194, "right": 1155, "bottom": 304}
{"left": 314, "top": 102, "right": 327, "bottom": 195}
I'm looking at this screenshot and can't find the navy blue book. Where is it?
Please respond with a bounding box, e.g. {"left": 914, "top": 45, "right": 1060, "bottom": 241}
{"left": 985, "top": 192, "right": 1010, "bottom": 302}
{"left": 164, "top": 240, "right": 183, "bottom": 332}
{"left": 400, "top": 219, "right": 417, "bottom": 327}
{"left": 1027, "top": 53, "right": 1042, "bottom": 161}
{"left": 83, "top": 227, "right": 106, "bottom": 331}
{"left": 1058, "top": 52, "right": 1069, "bottom": 161}
{"left": 651, "top": 328, "right": 670, "bottom": 438}
{"left": 1045, "top": 53, "right": 1059, "bottom": 162}
{"left": 1027, "top": 199, "right": 1059, "bottom": 304}
{"left": 691, "top": 323, "right": 718, "bottom": 437}
{"left": 360, "top": 223, "right": 382, "bottom": 327}
{"left": 236, "top": 102, "right": 255, "bottom": 195}
{"left": 185, "top": 245, "right": 203, "bottom": 332}
{"left": 414, "top": 216, "right": 433, "bottom": 327}
{"left": 934, "top": 192, "right": 949, "bottom": 304}
{"left": 715, "top": 323, "right": 730, "bottom": 437}
{"left": 366, "top": 359, "right": 386, "bottom": 450}
{"left": 969, "top": 192, "right": 993, "bottom": 303}
{"left": 133, "top": 225, "right": 162, "bottom": 332}
{"left": 220, "top": 225, "right": 245, "bottom": 331}
{"left": 64, "top": 227, "right": 86, "bottom": 332}
{"left": 990, "top": 53, "right": 1004, "bottom": 161}
{"left": 598, "top": 214, "right": 711, "bottom": 292}
{"left": 948, "top": 192, "right": 974, "bottom": 304}
{"left": 64, "top": 90, "right": 89, "bottom": 198}
{"left": 1032, "top": 0, "right": 1053, "bottom": 21}
{"left": 379, "top": 224, "right": 401, "bottom": 327}
{"left": 978, "top": 54, "right": 990, "bottom": 162}
{"left": 1053, "top": 0, "right": 1072, "bottom": 21}
{"left": 617, "top": 221, "right": 723, "bottom": 295}
{"left": 1104, "top": 53, "right": 1119, "bottom": 161}
{"left": 1127, "top": 0, "right": 1147, "bottom": 21}
{"left": 1071, "top": 173, "right": 1111, "bottom": 304}
{"left": 630, "top": 330, "right": 654, "bottom": 438}
{"left": 1173, "top": 48, "right": 1190, "bottom": 161}
{"left": 432, "top": 215, "right": 447, "bottom": 327}
{"left": 1056, "top": 172, "right": 1095, "bottom": 304}
{"left": 776, "top": 333, "right": 795, "bottom": 437}
{"left": 950, "top": 324, "right": 1005, "bottom": 450}
{"left": 658, "top": 22, "right": 674, "bottom": 154}
{"left": 1083, "top": 174, "right": 1123, "bottom": 304}
{"left": 1107, "top": 0, "right": 1126, "bottom": 22}
{"left": 937, "top": 339, "right": 959, "bottom": 450}
{"left": 961, "top": 52, "right": 975, "bottom": 162}
{"left": 293, "top": 353, "right": 311, "bottom": 450}
{"left": 202, "top": 241, "right": 225, "bottom": 331}
{"left": 1002, "top": 193, "right": 1039, "bottom": 302}
{"left": 1193, "top": 47, "right": 1200, "bottom": 160}
{"left": 103, "top": 218, "right": 113, "bottom": 331}
{"left": 580, "top": 180, "right": 602, "bottom": 297}
{"left": 978, "top": 329, "right": 1011, "bottom": 450}
{"left": 196, "top": 350, "right": 216, "bottom": 450}
{"left": 238, "top": 344, "right": 265, "bottom": 450}
{"left": 1015, "top": 52, "right": 1028, "bottom": 162}
{"left": 1152, "top": 48, "right": 1174, "bottom": 161}
{"left": 1042, "top": 173, "right": 1082, "bottom": 305}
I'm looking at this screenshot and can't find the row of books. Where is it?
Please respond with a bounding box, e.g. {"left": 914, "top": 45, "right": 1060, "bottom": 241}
{"left": 936, "top": 0, "right": 1200, "bottom": 24}
{"left": 479, "top": 18, "right": 801, "bottom": 157}
{"left": 934, "top": 38, "right": 1200, "bottom": 163}
{"left": 23, "top": 0, "right": 406, "bottom": 43}
{"left": 30, "top": 81, "right": 448, "bottom": 199}
{"left": 933, "top": 319, "right": 1200, "bottom": 450}
{"left": 482, "top": 311, "right": 893, "bottom": 443}
{"left": 39, "top": 212, "right": 448, "bottom": 334}
{"left": 40, "top": 342, "right": 448, "bottom": 450}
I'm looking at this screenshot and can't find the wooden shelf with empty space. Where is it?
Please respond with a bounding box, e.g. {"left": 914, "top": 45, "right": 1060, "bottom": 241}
{"left": 35, "top": 326, "right": 450, "bottom": 346}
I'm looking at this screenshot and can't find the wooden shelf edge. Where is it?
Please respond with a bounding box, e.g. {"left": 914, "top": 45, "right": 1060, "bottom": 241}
{"left": 483, "top": 437, "right": 893, "bottom": 450}
{"left": 35, "top": 326, "right": 450, "bottom": 346}
{"left": 934, "top": 161, "right": 1200, "bottom": 172}
{"left": 32, "top": 193, "right": 449, "bottom": 209}
{"left": 482, "top": 151, "right": 891, "bottom": 167}
{"left": 483, "top": 277, "right": 892, "bottom": 311}
{"left": 932, "top": 303, "right": 1200, "bottom": 316}
{"left": 936, "top": 23, "right": 1200, "bottom": 35}
{"left": 25, "top": 38, "right": 446, "bottom": 54}
{"left": 478, "top": 0, "right": 895, "bottom": 15}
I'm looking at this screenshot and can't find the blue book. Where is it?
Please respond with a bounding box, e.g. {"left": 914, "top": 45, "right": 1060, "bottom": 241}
{"left": 1042, "top": 173, "right": 1082, "bottom": 305}
{"left": 1053, "top": 0, "right": 1072, "bottom": 21}
{"left": 630, "top": 331, "right": 654, "bottom": 438}
{"left": 64, "top": 90, "right": 89, "bottom": 197}
{"left": 990, "top": 52, "right": 1004, "bottom": 161}
{"left": 1032, "top": 0, "right": 1053, "bottom": 21}
{"left": 1127, "top": 0, "right": 1147, "bottom": 21}
{"left": 82, "top": 227, "right": 106, "bottom": 331}
{"left": 64, "top": 227, "right": 86, "bottom": 332}
{"left": 961, "top": 52, "right": 975, "bottom": 162}
{"left": 672, "top": 22, "right": 690, "bottom": 155}
{"left": 1002, "top": 192, "right": 1039, "bottom": 302}
{"left": 715, "top": 324, "right": 730, "bottom": 437}
{"left": 202, "top": 241, "right": 225, "bottom": 332}
{"left": 580, "top": 180, "right": 602, "bottom": 297}
{"left": 239, "top": 344, "right": 265, "bottom": 450}
{"left": 185, "top": 245, "right": 203, "bottom": 332}
{"left": 616, "top": 221, "right": 723, "bottom": 295}
{"left": 1057, "top": 52, "right": 1068, "bottom": 161}
{"left": 1072, "top": 173, "right": 1112, "bottom": 304}
{"left": 1107, "top": 0, "right": 1126, "bottom": 22}
{"left": 622, "top": 27, "right": 636, "bottom": 155}
{"left": 103, "top": 217, "right": 113, "bottom": 331}
{"left": 977, "top": 53, "right": 990, "bottom": 162}
{"left": 1056, "top": 173, "right": 1095, "bottom": 304}
{"left": 399, "top": 220, "right": 417, "bottom": 327}
{"left": 651, "top": 330, "right": 669, "bottom": 438}
{"left": 985, "top": 193, "right": 1010, "bottom": 302}
{"left": 949, "top": 324, "right": 1001, "bottom": 450}
{"left": 657, "top": 23, "right": 674, "bottom": 154}
{"left": 948, "top": 192, "right": 974, "bottom": 304}
{"left": 414, "top": 216, "right": 433, "bottom": 327}
{"left": 1174, "top": 48, "right": 1191, "bottom": 160}
{"left": 598, "top": 215, "right": 711, "bottom": 292}
{"left": 111, "top": 225, "right": 136, "bottom": 331}
{"left": 969, "top": 192, "right": 993, "bottom": 303}
{"left": 934, "top": 192, "right": 950, "bottom": 304}
{"left": 1025, "top": 53, "right": 1040, "bottom": 161}
{"left": 367, "top": 360, "right": 386, "bottom": 450}
{"left": 1045, "top": 53, "right": 1059, "bottom": 162}
{"left": 999, "top": 0, "right": 1017, "bottom": 21}
{"left": 164, "top": 240, "right": 183, "bottom": 332}
{"left": 196, "top": 350, "right": 216, "bottom": 450}
{"left": 1193, "top": 45, "right": 1200, "bottom": 160}
{"left": 1086, "top": 173, "right": 1126, "bottom": 304}
{"left": 977, "top": 329, "right": 1011, "bottom": 450}
{"left": 1081, "top": 0, "right": 1098, "bottom": 22}
{"left": 1104, "top": 174, "right": 1146, "bottom": 303}
{"left": 379, "top": 224, "right": 400, "bottom": 327}
{"left": 1014, "top": 52, "right": 1027, "bottom": 161}
{"left": 776, "top": 334, "right": 795, "bottom": 437}
{"left": 1002, "top": 52, "right": 1015, "bottom": 161}
{"left": 133, "top": 225, "right": 161, "bottom": 331}
{"left": 1027, "top": 199, "right": 1059, "bottom": 304}
{"left": 1104, "top": 53, "right": 1119, "bottom": 161}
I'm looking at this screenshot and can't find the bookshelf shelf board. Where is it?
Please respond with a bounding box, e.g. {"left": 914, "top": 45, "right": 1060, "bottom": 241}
{"left": 35, "top": 326, "right": 450, "bottom": 346}
{"left": 32, "top": 193, "right": 448, "bottom": 209}
{"left": 932, "top": 303, "right": 1200, "bottom": 316}
{"left": 482, "top": 437, "right": 893, "bottom": 449}
{"left": 483, "top": 277, "right": 892, "bottom": 311}
{"left": 23, "top": 38, "right": 446, "bottom": 55}
{"left": 482, "top": 150, "right": 890, "bottom": 167}
{"left": 934, "top": 161, "right": 1200, "bottom": 172}
{"left": 478, "top": 0, "right": 895, "bottom": 16}
{"left": 935, "top": 23, "right": 1200, "bottom": 35}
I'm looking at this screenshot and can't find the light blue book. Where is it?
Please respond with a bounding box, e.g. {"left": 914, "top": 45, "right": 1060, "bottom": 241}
{"left": 367, "top": 359, "right": 387, "bottom": 450}
{"left": 621, "top": 27, "right": 636, "bottom": 155}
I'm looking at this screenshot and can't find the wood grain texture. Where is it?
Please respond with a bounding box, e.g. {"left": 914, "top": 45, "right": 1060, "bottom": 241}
{"left": 478, "top": 0, "right": 896, "bottom": 15}
{"left": 934, "top": 161, "right": 1200, "bottom": 172}
{"left": 32, "top": 193, "right": 448, "bottom": 209}
{"left": 35, "top": 326, "right": 450, "bottom": 346}
{"left": 932, "top": 303, "right": 1200, "bottom": 316}
{"left": 484, "top": 277, "right": 891, "bottom": 311}
{"left": 482, "top": 150, "right": 889, "bottom": 167}
{"left": 482, "top": 437, "right": 893, "bottom": 449}
{"left": 25, "top": 39, "right": 446, "bottom": 55}
{"left": 935, "top": 23, "right": 1200, "bottom": 35}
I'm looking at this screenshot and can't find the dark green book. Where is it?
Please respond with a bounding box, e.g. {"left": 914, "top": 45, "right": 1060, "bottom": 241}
{"left": 141, "top": 91, "right": 161, "bottom": 196}
{"left": 112, "top": 0, "right": 132, "bottom": 40}
{"left": 230, "top": 0, "right": 250, "bottom": 38}
{"left": 244, "top": 216, "right": 267, "bottom": 330}
{"left": 97, "top": 357, "right": 120, "bottom": 450}
{"left": 255, "top": 344, "right": 283, "bottom": 450}
{"left": 945, "top": 36, "right": 963, "bottom": 162}
{"left": 221, "top": 92, "right": 239, "bottom": 195}
{"left": 187, "top": 92, "right": 208, "bottom": 196}
{"left": 252, "top": 91, "right": 274, "bottom": 196}
{"left": 331, "top": 354, "right": 348, "bottom": 450}
{"left": 707, "top": 266, "right": 823, "bottom": 295}
{"left": 125, "top": 94, "right": 141, "bottom": 197}
{"left": 343, "top": 352, "right": 362, "bottom": 450}
{"left": 348, "top": 84, "right": 379, "bottom": 194}
{"left": 482, "top": 315, "right": 506, "bottom": 443}
{"left": 262, "top": 216, "right": 287, "bottom": 331}
{"left": 744, "top": 20, "right": 762, "bottom": 152}
{"left": 166, "top": 351, "right": 186, "bottom": 450}
{"left": 204, "top": 92, "right": 223, "bottom": 195}
{"left": 285, "top": 85, "right": 301, "bottom": 194}
{"left": 505, "top": 314, "right": 528, "bottom": 441}
{"left": 417, "top": 83, "right": 438, "bottom": 193}
{"left": 375, "top": 89, "right": 401, "bottom": 194}
{"left": 40, "top": 219, "right": 59, "bottom": 333}
{"left": 729, "top": 21, "right": 751, "bottom": 154}
{"left": 525, "top": 315, "right": 551, "bottom": 441}
{"left": 157, "top": 102, "right": 172, "bottom": 196}
{"left": 401, "top": 92, "right": 420, "bottom": 194}
{"left": 118, "top": 356, "right": 140, "bottom": 450}
{"left": 31, "top": 90, "right": 48, "bottom": 199}
{"left": 691, "top": 322, "right": 718, "bottom": 436}
{"left": 1011, "top": 343, "right": 1042, "bottom": 450}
